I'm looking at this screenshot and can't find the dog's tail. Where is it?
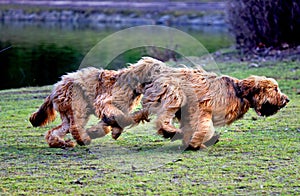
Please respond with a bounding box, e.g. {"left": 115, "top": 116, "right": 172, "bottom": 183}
{"left": 29, "top": 96, "right": 56, "bottom": 127}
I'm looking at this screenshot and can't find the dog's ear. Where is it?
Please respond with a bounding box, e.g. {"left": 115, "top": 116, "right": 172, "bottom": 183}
{"left": 238, "top": 76, "right": 263, "bottom": 98}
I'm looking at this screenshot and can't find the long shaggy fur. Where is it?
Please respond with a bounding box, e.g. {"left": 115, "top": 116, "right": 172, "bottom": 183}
{"left": 30, "top": 67, "right": 147, "bottom": 148}
{"left": 88, "top": 57, "right": 169, "bottom": 140}
{"left": 30, "top": 57, "right": 289, "bottom": 150}
{"left": 110, "top": 57, "right": 289, "bottom": 150}
{"left": 29, "top": 96, "right": 56, "bottom": 127}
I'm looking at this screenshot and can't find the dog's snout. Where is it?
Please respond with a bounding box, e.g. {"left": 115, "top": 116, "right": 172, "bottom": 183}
{"left": 280, "top": 95, "right": 289, "bottom": 108}
{"left": 286, "top": 98, "right": 290, "bottom": 103}
{"left": 281, "top": 94, "right": 289, "bottom": 103}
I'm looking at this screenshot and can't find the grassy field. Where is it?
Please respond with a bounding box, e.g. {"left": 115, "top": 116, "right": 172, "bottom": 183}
{"left": 0, "top": 60, "right": 299, "bottom": 195}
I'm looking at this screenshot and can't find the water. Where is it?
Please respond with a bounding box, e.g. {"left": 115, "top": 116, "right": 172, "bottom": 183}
{"left": 0, "top": 21, "right": 233, "bottom": 90}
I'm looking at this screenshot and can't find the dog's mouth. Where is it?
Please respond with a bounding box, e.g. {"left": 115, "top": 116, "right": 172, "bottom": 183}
{"left": 255, "top": 101, "right": 285, "bottom": 117}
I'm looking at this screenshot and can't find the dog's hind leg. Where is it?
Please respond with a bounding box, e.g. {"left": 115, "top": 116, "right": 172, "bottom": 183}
{"left": 68, "top": 86, "right": 91, "bottom": 146}
{"left": 45, "top": 113, "right": 75, "bottom": 148}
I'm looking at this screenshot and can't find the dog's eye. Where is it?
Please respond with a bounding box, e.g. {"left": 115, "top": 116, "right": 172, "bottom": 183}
{"left": 274, "top": 87, "right": 278, "bottom": 92}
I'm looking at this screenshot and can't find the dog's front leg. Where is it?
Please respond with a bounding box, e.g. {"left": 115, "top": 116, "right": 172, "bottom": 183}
{"left": 156, "top": 107, "right": 182, "bottom": 139}
{"left": 102, "top": 109, "right": 150, "bottom": 140}
{"left": 69, "top": 124, "right": 91, "bottom": 146}
{"left": 185, "top": 110, "right": 215, "bottom": 150}
{"left": 86, "top": 121, "right": 112, "bottom": 139}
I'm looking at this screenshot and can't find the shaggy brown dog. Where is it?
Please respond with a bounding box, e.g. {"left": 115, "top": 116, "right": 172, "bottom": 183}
{"left": 140, "top": 59, "right": 289, "bottom": 150}
{"left": 30, "top": 57, "right": 289, "bottom": 150}
{"left": 29, "top": 67, "right": 147, "bottom": 148}
{"left": 110, "top": 57, "right": 289, "bottom": 150}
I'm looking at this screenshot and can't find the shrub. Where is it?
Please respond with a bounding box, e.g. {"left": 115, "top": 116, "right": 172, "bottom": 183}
{"left": 227, "top": 0, "right": 300, "bottom": 54}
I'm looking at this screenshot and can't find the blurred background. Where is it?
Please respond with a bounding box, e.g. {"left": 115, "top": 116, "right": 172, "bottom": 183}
{"left": 0, "top": 0, "right": 299, "bottom": 90}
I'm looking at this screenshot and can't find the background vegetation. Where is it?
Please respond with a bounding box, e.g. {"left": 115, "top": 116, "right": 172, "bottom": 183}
{"left": 228, "top": 0, "right": 300, "bottom": 54}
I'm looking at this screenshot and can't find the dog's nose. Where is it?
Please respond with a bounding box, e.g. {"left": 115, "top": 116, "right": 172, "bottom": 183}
{"left": 286, "top": 98, "right": 290, "bottom": 103}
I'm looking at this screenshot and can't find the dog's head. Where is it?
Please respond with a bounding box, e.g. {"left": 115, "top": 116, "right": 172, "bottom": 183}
{"left": 239, "top": 76, "right": 289, "bottom": 117}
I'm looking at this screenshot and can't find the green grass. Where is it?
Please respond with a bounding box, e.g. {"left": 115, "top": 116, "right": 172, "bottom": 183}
{"left": 0, "top": 60, "right": 299, "bottom": 195}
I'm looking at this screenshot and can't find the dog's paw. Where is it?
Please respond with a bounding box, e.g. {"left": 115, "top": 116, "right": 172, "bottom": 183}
{"left": 132, "top": 109, "right": 150, "bottom": 123}
{"left": 184, "top": 145, "right": 201, "bottom": 151}
{"left": 203, "top": 133, "right": 220, "bottom": 147}
{"left": 160, "top": 129, "right": 184, "bottom": 141}
{"left": 184, "top": 143, "right": 207, "bottom": 151}
{"left": 64, "top": 139, "right": 76, "bottom": 148}
{"left": 162, "top": 130, "right": 176, "bottom": 139}
{"left": 76, "top": 137, "right": 91, "bottom": 146}
{"left": 47, "top": 136, "right": 71, "bottom": 148}
{"left": 158, "top": 129, "right": 179, "bottom": 139}
{"left": 111, "top": 127, "right": 123, "bottom": 140}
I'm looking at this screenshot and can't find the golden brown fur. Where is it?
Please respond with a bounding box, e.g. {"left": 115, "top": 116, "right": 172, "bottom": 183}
{"left": 30, "top": 67, "right": 146, "bottom": 148}
{"left": 87, "top": 57, "right": 169, "bottom": 140}
{"left": 135, "top": 58, "right": 289, "bottom": 150}
{"left": 109, "top": 57, "right": 289, "bottom": 150}
{"left": 30, "top": 57, "right": 289, "bottom": 150}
